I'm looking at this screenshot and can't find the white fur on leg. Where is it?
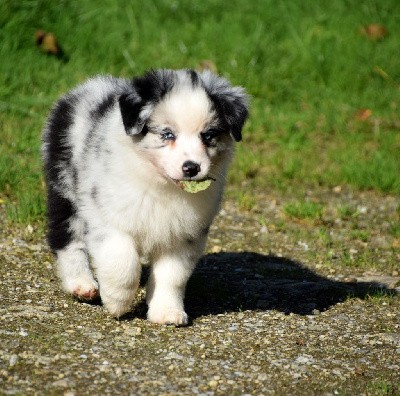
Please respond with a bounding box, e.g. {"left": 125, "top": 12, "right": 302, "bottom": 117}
{"left": 90, "top": 230, "right": 141, "bottom": 318}
{"left": 57, "top": 242, "right": 99, "bottom": 300}
{"left": 146, "top": 254, "right": 195, "bottom": 326}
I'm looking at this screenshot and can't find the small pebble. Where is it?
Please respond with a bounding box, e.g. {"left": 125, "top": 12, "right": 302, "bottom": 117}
{"left": 208, "top": 380, "right": 218, "bottom": 388}
{"left": 211, "top": 245, "right": 222, "bottom": 253}
{"left": 344, "top": 277, "right": 358, "bottom": 283}
{"left": 9, "top": 355, "right": 18, "bottom": 366}
{"left": 52, "top": 379, "right": 69, "bottom": 388}
{"left": 333, "top": 185, "right": 342, "bottom": 193}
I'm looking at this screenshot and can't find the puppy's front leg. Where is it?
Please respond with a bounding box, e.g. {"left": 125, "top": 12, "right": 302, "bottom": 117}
{"left": 90, "top": 230, "right": 141, "bottom": 318}
{"left": 146, "top": 255, "right": 193, "bottom": 326}
{"left": 146, "top": 241, "right": 205, "bottom": 326}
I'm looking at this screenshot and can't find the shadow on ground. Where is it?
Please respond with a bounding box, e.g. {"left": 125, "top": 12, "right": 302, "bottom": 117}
{"left": 180, "top": 252, "right": 396, "bottom": 318}
{"left": 128, "top": 252, "right": 396, "bottom": 321}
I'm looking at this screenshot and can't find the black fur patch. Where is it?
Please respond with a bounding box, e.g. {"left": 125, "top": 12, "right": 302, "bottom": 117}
{"left": 90, "top": 94, "right": 115, "bottom": 120}
{"left": 46, "top": 186, "right": 76, "bottom": 251}
{"left": 207, "top": 92, "right": 248, "bottom": 142}
{"left": 200, "top": 74, "right": 248, "bottom": 142}
{"left": 43, "top": 95, "right": 76, "bottom": 182}
{"left": 85, "top": 95, "right": 117, "bottom": 155}
{"left": 119, "top": 70, "right": 176, "bottom": 135}
{"left": 133, "top": 69, "right": 175, "bottom": 102}
{"left": 118, "top": 91, "right": 143, "bottom": 134}
{"left": 188, "top": 69, "right": 200, "bottom": 87}
{"left": 43, "top": 95, "right": 77, "bottom": 251}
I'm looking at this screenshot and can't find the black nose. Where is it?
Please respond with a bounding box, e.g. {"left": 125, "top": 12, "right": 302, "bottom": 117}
{"left": 182, "top": 161, "right": 201, "bottom": 178}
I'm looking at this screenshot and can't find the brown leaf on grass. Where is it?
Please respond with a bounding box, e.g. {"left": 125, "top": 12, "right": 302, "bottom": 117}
{"left": 35, "top": 30, "right": 68, "bottom": 61}
{"left": 355, "top": 108, "right": 372, "bottom": 122}
{"left": 359, "top": 24, "right": 387, "bottom": 40}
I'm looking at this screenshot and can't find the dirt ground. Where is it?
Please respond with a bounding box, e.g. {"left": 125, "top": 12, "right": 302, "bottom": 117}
{"left": 0, "top": 186, "right": 399, "bottom": 395}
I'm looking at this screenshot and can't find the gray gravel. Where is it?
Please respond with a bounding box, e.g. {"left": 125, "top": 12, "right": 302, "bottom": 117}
{"left": 0, "top": 186, "right": 399, "bottom": 395}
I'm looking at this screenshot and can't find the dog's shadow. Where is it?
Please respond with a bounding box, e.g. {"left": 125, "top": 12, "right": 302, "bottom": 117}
{"left": 128, "top": 252, "right": 396, "bottom": 320}
{"left": 184, "top": 252, "right": 396, "bottom": 318}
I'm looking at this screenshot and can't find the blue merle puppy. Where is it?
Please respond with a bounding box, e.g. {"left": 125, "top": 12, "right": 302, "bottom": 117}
{"left": 42, "top": 69, "right": 248, "bottom": 325}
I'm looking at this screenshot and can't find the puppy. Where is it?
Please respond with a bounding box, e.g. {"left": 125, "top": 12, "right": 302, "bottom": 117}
{"left": 42, "top": 69, "right": 248, "bottom": 325}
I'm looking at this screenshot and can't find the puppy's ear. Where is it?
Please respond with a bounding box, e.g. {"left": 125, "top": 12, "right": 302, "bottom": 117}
{"left": 118, "top": 92, "right": 151, "bottom": 136}
{"left": 119, "top": 69, "right": 175, "bottom": 136}
{"left": 200, "top": 71, "right": 249, "bottom": 142}
{"left": 213, "top": 90, "right": 248, "bottom": 142}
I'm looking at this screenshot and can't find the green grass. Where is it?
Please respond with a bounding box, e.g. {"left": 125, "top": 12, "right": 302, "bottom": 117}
{"left": 389, "top": 222, "right": 400, "bottom": 238}
{"left": 337, "top": 204, "right": 359, "bottom": 219}
{"left": 317, "top": 228, "right": 333, "bottom": 247}
{"left": 367, "top": 378, "right": 399, "bottom": 396}
{"left": 237, "top": 192, "right": 257, "bottom": 211}
{"left": 284, "top": 201, "right": 324, "bottom": 220}
{"left": 0, "top": 0, "right": 399, "bottom": 223}
{"left": 350, "top": 229, "right": 370, "bottom": 242}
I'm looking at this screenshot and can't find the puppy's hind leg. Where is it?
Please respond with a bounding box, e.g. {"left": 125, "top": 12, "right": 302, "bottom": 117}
{"left": 47, "top": 192, "right": 99, "bottom": 301}
{"left": 57, "top": 241, "right": 99, "bottom": 301}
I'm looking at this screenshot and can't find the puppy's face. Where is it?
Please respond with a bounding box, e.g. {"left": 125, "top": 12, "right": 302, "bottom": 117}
{"left": 119, "top": 69, "right": 248, "bottom": 183}
{"left": 140, "top": 87, "right": 231, "bottom": 181}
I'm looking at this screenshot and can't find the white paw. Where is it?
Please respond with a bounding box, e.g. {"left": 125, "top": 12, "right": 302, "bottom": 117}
{"left": 147, "top": 306, "right": 189, "bottom": 326}
{"left": 63, "top": 276, "right": 99, "bottom": 301}
{"left": 101, "top": 297, "right": 132, "bottom": 318}
{"left": 100, "top": 289, "right": 136, "bottom": 318}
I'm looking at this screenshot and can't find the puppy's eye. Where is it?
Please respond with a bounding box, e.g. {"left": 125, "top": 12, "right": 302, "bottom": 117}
{"left": 161, "top": 129, "right": 175, "bottom": 141}
{"left": 201, "top": 130, "right": 220, "bottom": 146}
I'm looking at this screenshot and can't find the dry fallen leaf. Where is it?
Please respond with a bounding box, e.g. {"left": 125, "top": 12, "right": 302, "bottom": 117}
{"left": 355, "top": 108, "right": 372, "bottom": 121}
{"left": 35, "top": 30, "right": 67, "bottom": 61}
{"left": 359, "top": 24, "right": 387, "bottom": 40}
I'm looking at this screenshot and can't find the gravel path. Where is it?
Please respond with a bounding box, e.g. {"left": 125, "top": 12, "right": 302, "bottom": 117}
{"left": 0, "top": 186, "right": 399, "bottom": 395}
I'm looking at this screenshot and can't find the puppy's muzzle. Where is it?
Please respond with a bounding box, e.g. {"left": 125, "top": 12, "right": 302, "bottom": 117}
{"left": 182, "top": 160, "right": 200, "bottom": 178}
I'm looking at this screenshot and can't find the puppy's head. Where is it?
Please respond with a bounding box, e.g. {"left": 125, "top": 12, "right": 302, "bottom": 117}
{"left": 119, "top": 69, "right": 248, "bottom": 182}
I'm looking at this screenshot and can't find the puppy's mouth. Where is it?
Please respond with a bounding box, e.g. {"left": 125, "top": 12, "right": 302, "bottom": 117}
{"left": 171, "top": 175, "right": 215, "bottom": 183}
{"left": 171, "top": 177, "right": 216, "bottom": 193}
